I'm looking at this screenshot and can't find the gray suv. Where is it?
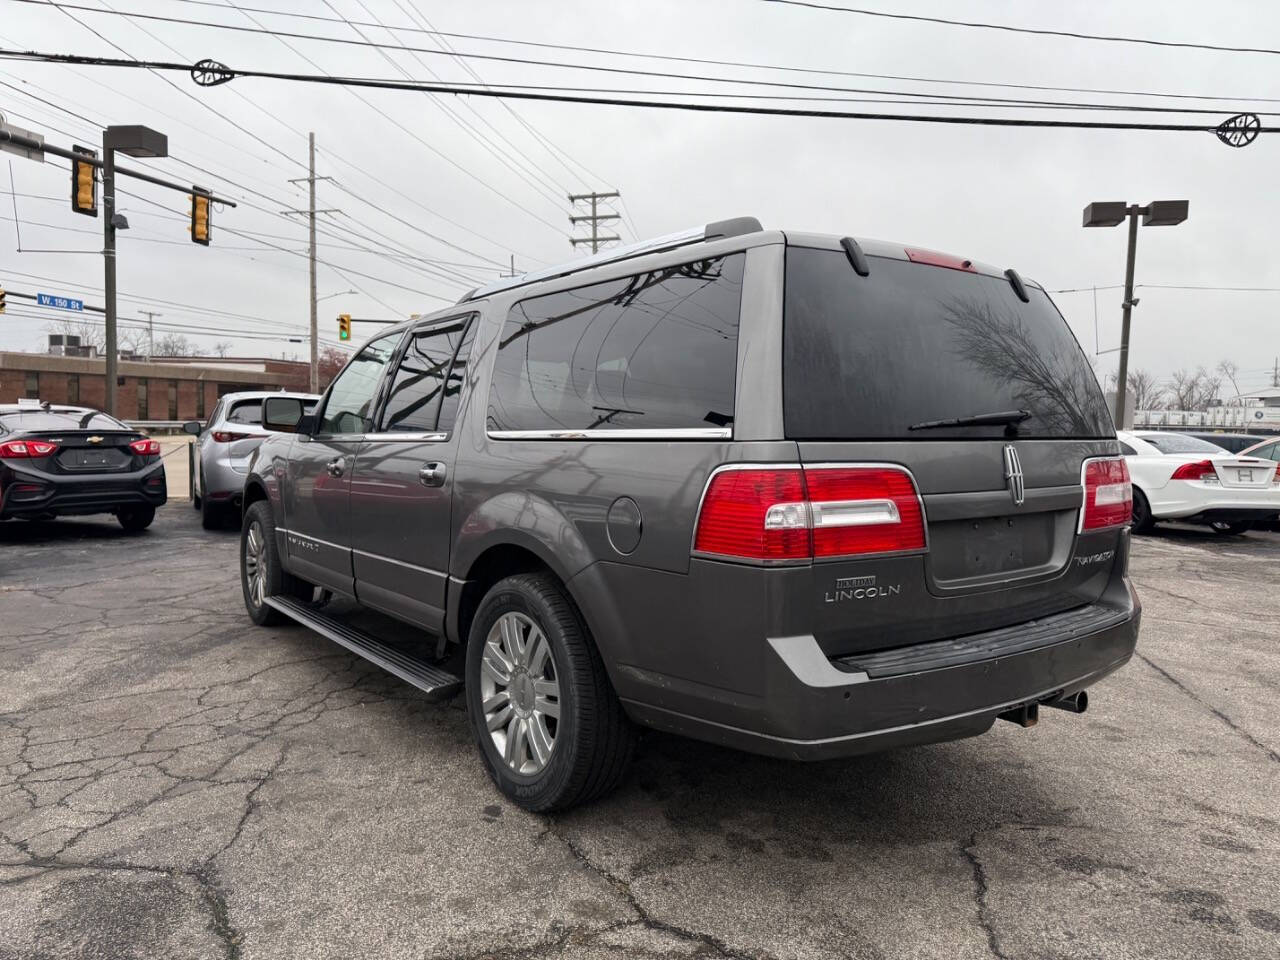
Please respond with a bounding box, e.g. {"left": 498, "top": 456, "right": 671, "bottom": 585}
{"left": 239, "top": 218, "right": 1141, "bottom": 811}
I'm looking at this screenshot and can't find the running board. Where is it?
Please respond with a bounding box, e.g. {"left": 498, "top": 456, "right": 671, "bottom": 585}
{"left": 265, "top": 595, "right": 462, "bottom": 699}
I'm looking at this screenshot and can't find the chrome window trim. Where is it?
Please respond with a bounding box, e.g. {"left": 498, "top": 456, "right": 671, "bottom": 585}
{"left": 487, "top": 427, "right": 732, "bottom": 441}
{"left": 360, "top": 431, "right": 448, "bottom": 443}
{"left": 352, "top": 547, "right": 448, "bottom": 578}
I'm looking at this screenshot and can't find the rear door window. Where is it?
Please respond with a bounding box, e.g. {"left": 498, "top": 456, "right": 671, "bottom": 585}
{"left": 783, "top": 248, "right": 1112, "bottom": 440}
{"left": 487, "top": 253, "right": 745, "bottom": 433}
{"left": 380, "top": 317, "right": 474, "bottom": 434}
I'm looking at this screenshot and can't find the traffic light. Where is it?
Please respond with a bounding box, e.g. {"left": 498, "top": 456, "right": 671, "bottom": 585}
{"left": 71, "top": 146, "right": 97, "bottom": 217}
{"left": 338, "top": 314, "right": 351, "bottom": 340}
{"left": 0, "top": 286, "right": 6, "bottom": 315}
{"left": 189, "top": 187, "right": 211, "bottom": 245}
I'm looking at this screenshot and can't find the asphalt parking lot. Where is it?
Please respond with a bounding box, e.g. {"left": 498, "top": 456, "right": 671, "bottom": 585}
{"left": 2, "top": 505, "right": 1278, "bottom": 960}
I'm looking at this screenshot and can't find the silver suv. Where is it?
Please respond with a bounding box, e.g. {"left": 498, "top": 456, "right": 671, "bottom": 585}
{"left": 238, "top": 218, "right": 1141, "bottom": 811}
{"left": 184, "top": 391, "right": 317, "bottom": 529}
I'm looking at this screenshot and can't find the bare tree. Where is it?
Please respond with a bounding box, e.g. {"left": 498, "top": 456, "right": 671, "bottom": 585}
{"left": 1126, "top": 369, "right": 1165, "bottom": 410}
{"left": 213, "top": 341, "right": 233, "bottom": 358}
{"left": 151, "top": 333, "right": 206, "bottom": 358}
{"left": 1216, "top": 359, "right": 1241, "bottom": 401}
{"left": 1167, "top": 367, "right": 1222, "bottom": 411}
{"left": 318, "top": 345, "right": 348, "bottom": 389}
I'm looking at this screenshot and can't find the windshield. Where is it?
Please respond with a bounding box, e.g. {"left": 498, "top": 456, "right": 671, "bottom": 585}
{"left": 0, "top": 409, "right": 129, "bottom": 432}
{"left": 783, "top": 248, "right": 1113, "bottom": 440}
{"left": 1140, "top": 434, "right": 1227, "bottom": 454}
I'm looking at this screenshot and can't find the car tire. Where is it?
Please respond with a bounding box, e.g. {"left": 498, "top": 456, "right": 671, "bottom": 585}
{"left": 117, "top": 504, "right": 155, "bottom": 533}
{"left": 200, "top": 472, "right": 223, "bottom": 530}
{"left": 1210, "top": 519, "right": 1251, "bottom": 536}
{"left": 465, "top": 572, "right": 634, "bottom": 813}
{"left": 240, "top": 501, "right": 312, "bottom": 625}
{"left": 1130, "top": 488, "right": 1155, "bottom": 534}
{"left": 190, "top": 445, "right": 201, "bottom": 509}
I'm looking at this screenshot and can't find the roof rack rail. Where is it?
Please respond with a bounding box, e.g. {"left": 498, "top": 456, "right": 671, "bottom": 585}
{"left": 460, "top": 216, "right": 762, "bottom": 303}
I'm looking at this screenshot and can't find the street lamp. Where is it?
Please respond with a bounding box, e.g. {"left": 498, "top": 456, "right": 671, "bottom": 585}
{"left": 1083, "top": 200, "right": 1189, "bottom": 428}
{"left": 102, "top": 125, "right": 167, "bottom": 416}
{"left": 316, "top": 289, "right": 357, "bottom": 302}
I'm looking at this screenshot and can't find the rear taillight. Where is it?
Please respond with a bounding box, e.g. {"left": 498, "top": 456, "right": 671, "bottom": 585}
{"left": 693, "top": 464, "right": 926, "bottom": 562}
{"left": 1081, "top": 457, "right": 1132, "bottom": 531}
{"left": 211, "top": 431, "right": 250, "bottom": 443}
{"left": 1170, "top": 459, "right": 1217, "bottom": 482}
{"left": 129, "top": 438, "right": 161, "bottom": 456}
{"left": 0, "top": 439, "right": 58, "bottom": 458}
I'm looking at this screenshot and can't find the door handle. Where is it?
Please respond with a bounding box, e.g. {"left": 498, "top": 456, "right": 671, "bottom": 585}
{"left": 419, "top": 462, "right": 447, "bottom": 487}
{"left": 326, "top": 456, "right": 345, "bottom": 478}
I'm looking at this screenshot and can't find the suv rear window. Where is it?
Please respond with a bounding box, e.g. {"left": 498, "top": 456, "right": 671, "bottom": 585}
{"left": 487, "top": 253, "right": 745, "bottom": 433}
{"left": 783, "top": 248, "right": 1112, "bottom": 440}
{"left": 226, "top": 400, "right": 263, "bottom": 425}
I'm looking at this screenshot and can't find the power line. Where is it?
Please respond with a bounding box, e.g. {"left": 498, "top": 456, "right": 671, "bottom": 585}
{"left": 16, "top": 2, "right": 1272, "bottom": 115}
{"left": 756, "top": 0, "right": 1280, "bottom": 58}
{"left": 153, "top": 0, "right": 1280, "bottom": 107}
{"left": 2, "top": 49, "right": 1265, "bottom": 137}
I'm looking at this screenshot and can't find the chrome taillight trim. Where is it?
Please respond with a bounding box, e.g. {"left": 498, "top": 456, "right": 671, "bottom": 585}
{"left": 1078, "top": 455, "right": 1133, "bottom": 534}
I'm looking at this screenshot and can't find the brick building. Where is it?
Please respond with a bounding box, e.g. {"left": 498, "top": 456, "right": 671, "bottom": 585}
{"left": 0, "top": 352, "right": 309, "bottom": 422}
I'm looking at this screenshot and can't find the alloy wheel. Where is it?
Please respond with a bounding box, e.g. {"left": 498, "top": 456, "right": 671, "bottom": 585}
{"left": 244, "top": 520, "right": 266, "bottom": 609}
{"left": 480, "top": 611, "right": 561, "bottom": 775}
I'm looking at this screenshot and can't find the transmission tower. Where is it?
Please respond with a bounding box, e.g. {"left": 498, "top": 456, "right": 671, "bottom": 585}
{"left": 569, "top": 191, "right": 621, "bottom": 254}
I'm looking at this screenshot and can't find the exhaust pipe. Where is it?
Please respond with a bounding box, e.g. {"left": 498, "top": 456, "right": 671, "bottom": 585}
{"left": 997, "top": 702, "right": 1038, "bottom": 727}
{"left": 1043, "top": 691, "right": 1089, "bottom": 714}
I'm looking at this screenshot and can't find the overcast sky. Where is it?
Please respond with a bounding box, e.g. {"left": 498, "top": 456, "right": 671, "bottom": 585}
{"left": 1, "top": 0, "right": 1278, "bottom": 397}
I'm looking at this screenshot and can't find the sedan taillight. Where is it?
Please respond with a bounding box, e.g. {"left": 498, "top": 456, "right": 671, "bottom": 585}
{"left": 212, "top": 431, "right": 250, "bottom": 443}
{"left": 129, "top": 438, "right": 161, "bottom": 456}
{"left": 0, "top": 439, "right": 58, "bottom": 458}
{"left": 1170, "top": 459, "right": 1217, "bottom": 482}
{"left": 1081, "top": 457, "right": 1132, "bottom": 531}
{"left": 693, "top": 465, "right": 927, "bottom": 562}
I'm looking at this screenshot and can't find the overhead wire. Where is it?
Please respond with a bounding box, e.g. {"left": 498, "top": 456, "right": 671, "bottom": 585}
{"left": 1, "top": 49, "right": 1266, "bottom": 136}
{"left": 755, "top": 0, "right": 1280, "bottom": 58}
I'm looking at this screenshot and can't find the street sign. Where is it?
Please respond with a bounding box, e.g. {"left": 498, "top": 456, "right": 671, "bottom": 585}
{"left": 0, "top": 115, "right": 46, "bottom": 163}
{"left": 37, "top": 293, "right": 84, "bottom": 312}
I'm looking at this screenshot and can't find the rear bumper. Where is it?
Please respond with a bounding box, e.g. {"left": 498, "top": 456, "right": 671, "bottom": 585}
{"left": 200, "top": 454, "right": 250, "bottom": 500}
{"left": 611, "top": 578, "right": 1140, "bottom": 761}
{"left": 1153, "top": 484, "right": 1280, "bottom": 519}
{"left": 0, "top": 462, "right": 167, "bottom": 517}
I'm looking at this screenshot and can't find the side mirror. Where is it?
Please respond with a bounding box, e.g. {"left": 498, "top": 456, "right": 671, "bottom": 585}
{"left": 182, "top": 420, "right": 202, "bottom": 436}
{"left": 263, "top": 396, "right": 305, "bottom": 433}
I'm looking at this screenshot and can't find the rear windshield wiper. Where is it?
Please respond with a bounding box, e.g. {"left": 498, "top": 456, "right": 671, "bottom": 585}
{"left": 908, "top": 409, "right": 1032, "bottom": 431}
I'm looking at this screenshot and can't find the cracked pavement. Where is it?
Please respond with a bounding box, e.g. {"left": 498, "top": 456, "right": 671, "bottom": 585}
{"left": 2, "top": 505, "right": 1278, "bottom": 959}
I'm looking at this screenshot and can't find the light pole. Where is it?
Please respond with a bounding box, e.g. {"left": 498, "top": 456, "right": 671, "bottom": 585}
{"left": 1082, "top": 200, "right": 1189, "bottom": 428}
{"left": 317, "top": 289, "right": 357, "bottom": 303}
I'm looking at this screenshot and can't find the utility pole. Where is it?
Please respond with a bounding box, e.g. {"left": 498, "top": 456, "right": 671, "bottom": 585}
{"left": 569, "top": 191, "right": 621, "bottom": 255}
{"left": 1273, "top": 358, "right": 1278, "bottom": 388}
{"left": 139, "top": 310, "right": 161, "bottom": 361}
{"left": 286, "top": 133, "right": 334, "bottom": 392}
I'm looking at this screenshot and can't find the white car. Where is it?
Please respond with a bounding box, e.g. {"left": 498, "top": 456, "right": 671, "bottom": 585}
{"left": 1117, "top": 430, "right": 1280, "bottom": 535}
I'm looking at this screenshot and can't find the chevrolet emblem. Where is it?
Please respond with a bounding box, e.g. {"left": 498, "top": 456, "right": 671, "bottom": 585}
{"left": 86, "top": 436, "right": 104, "bottom": 444}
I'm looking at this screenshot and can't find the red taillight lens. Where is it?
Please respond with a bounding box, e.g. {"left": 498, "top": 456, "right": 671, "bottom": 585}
{"left": 0, "top": 439, "right": 58, "bottom": 458}
{"left": 129, "top": 438, "right": 161, "bottom": 456}
{"left": 212, "top": 431, "right": 249, "bottom": 443}
{"left": 1081, "top": 457, "right": 1132, "bottom": 531}
{"left": 693, "top": 465, "right": 927, "bottom": 561}
{"left": 694, "top": 468, "right": 810, "bottom": 560}
{"left": 805, "top": 467, "right": 926, "bottom": 556}
{"left": 1170, "top": 459, "right": 1217, "bottom": 481}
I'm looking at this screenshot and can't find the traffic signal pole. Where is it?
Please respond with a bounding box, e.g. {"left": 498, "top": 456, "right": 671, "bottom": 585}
{"left": 102, "top": 138, "right": 119, "bottom": 416}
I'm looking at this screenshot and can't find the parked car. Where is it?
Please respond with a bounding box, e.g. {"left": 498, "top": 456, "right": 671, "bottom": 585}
{"left": 1182, "top": 432, "right": 1272, "bottom": 454}
{"left": 184, "top": 391, "right": 319, "bottom": 529}
{"left": 0, "top": 399, "right": 165, "bottom": 531}
{"left": 1116, "top": 430, "right": 1280, "bottom": 534}
{"left": 1240, "top": 437, "right": 1280, "bottom": 461}
{"left": 239, "top": 218, "right": 1140, "bottom": 811}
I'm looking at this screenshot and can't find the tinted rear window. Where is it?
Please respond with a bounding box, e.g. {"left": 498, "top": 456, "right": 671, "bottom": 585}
{"left": 783, "top": 248, "right": 1112, "bottom": 440}
{"left": 0, "top": 410, "right": 127, "bottom": 432}
{"left": 227, "top": 400, "right": 263, "bottom": 425}
{"left": 1141, "top": 434, "right": 1225, "bottom": 454}
{"left": 487, "top": 253, "right": 745, "bottom": 433}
